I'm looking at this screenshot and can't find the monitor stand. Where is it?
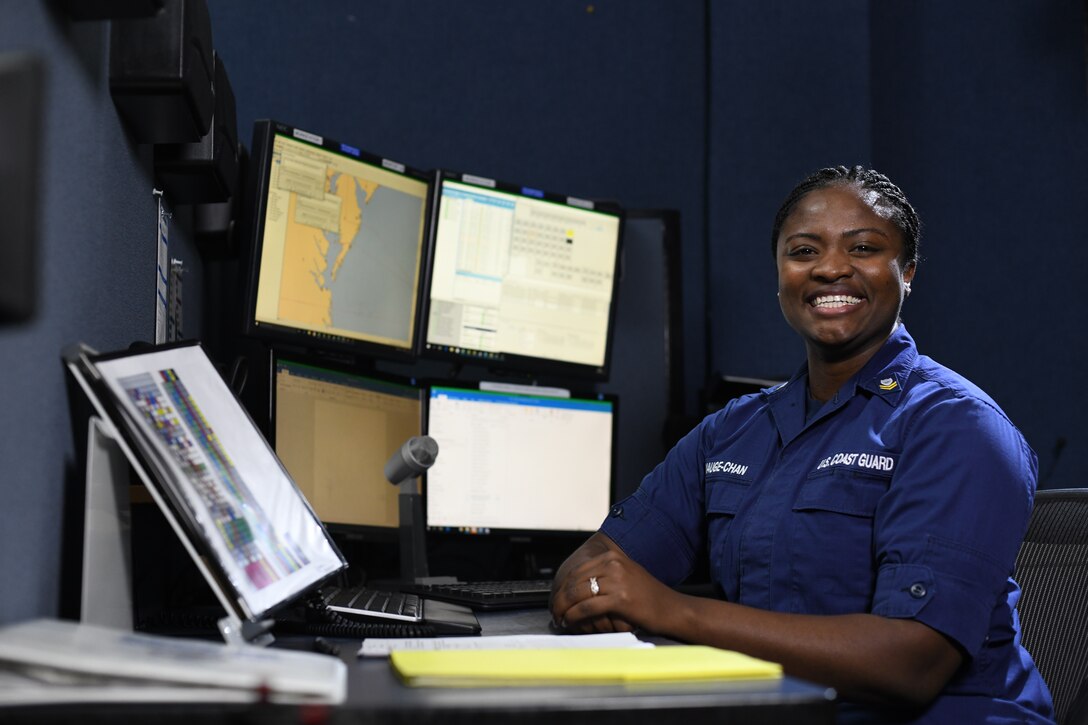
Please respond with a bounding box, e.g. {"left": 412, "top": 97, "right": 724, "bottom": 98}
{"left": 81, "top": 416, "right": 134, "bottom": 632}
{"left": 79, "top": 414, "right": 272, "bottom": 647}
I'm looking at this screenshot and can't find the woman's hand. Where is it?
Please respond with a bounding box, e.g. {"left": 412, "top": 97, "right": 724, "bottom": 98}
{"left": 549, "top": 533, "right": 678, "bottom": 634}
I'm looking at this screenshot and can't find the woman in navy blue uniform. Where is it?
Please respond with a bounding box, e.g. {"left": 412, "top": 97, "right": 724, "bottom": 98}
{"left": 550, "top": 166, "right": 1054, "bottom": 723}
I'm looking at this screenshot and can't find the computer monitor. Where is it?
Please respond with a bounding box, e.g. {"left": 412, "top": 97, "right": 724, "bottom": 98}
{"left": 423, "top": 383, "right": 615, "bottom": 538}
{"left": 241, "top": 120, "right": 432, "bottom": 362}
{"left": 421, "top": 170, "right": 624, "bottom": 381}
{"left": 272, "top": 355, "right": 422, "bottom": 532}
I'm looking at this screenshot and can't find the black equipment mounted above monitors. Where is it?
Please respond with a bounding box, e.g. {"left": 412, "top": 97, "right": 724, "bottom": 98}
{"left": 241, "top": 120, "right": 433, "bottom": 363}
{"left": 421, "top": 170, "right": 624, "bottom": 382}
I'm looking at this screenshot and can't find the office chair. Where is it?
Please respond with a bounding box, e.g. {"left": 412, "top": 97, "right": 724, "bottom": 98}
{"left": 1014, "top": 488, "right": 1088, "bottom": 725}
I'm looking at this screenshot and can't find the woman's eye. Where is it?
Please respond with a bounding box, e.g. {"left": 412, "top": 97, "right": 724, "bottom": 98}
{"left": 787, "top": 247, "right": 816, "bottom": 256}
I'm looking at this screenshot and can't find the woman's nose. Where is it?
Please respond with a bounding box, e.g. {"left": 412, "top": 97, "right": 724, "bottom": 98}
{"left": 812, "top": 247, "right": 852, "bottom": 281}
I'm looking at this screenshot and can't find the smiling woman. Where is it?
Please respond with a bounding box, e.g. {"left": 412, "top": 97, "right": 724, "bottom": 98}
{"left": 774, "top": 168, "right": 917, "bottom": 399}
{"left": 549, "top": 167, "right": 1057, "bottom": 724}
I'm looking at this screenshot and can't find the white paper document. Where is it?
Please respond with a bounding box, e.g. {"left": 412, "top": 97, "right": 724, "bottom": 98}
{"left": 0, "top": 619, "right": 346, "bottom": 705}
{"left": 360, "top": 631, "right": 653, "bottom": 658}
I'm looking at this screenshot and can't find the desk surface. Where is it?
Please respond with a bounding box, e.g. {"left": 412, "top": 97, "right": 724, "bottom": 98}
{"left": 343, "top": 608, "right": 837, "bottom": 724}
{"left": 1, "top": 609, "right": 836, "bottom": 724}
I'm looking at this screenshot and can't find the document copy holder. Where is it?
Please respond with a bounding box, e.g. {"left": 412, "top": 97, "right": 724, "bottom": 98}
{"left": 64, "top": 341, "right": 348, "bottom": 647}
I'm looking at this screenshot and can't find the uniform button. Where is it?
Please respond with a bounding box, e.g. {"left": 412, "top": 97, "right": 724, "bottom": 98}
{"left": 909, "top": 583, "right": 927, "bottom": 598}
{"left": 610, "top": 505, "right": 624, "bottom": 519}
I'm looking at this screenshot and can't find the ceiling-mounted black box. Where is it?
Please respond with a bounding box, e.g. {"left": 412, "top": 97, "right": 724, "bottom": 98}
{"left": 109, "top": 0, "right": 213, "bottom": 143}
{"left": 0, "top": 52, "right": 45, "bottom": 323}
{"left": 155, "top": 51, "right": 238, "bottom": 203}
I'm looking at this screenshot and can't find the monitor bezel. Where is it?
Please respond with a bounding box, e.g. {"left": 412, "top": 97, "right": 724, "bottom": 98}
{"left": 418, "top": 169, "right": 625, "bottom": 383}
{"left": 269, "top": 348, "right": 423, "bottom": 540}
{"left": 240, "top": 119, "right": 435, "bottom": 365}
{"left": 421, "top": 378, "right": 618, "bottom": 541}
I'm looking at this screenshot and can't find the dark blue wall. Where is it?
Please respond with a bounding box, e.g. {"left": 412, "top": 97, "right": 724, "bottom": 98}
{"left": 0, "top": 3, "right": 202, "bottom": 623}
{"left": 706, "top": 1, "right": 873, "bottom": 380}
{"left": 2, "top": 0, "right": 1085, "bottom": 626}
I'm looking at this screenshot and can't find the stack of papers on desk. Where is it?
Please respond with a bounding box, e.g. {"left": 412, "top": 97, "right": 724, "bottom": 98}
{"left": 361, "top": 631, "right": 651, "bottom": 657}
{"left": 390, "top": 645, "right": 782, "bottom": 687}
{"left": 0, "top": 618, "right": 346, "bottom": 705}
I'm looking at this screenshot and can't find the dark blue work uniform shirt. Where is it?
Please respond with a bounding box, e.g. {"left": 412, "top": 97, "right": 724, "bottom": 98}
{"left": 600, "top": 326, "right": 1054, "bottom": 723}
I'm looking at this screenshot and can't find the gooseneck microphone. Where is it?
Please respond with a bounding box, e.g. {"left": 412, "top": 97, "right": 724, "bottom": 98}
{"left": 384, "top": 435, "right": 439, "bottom": 485}
{"left": 384, "top": 436, "right": 439, "bottom": 582}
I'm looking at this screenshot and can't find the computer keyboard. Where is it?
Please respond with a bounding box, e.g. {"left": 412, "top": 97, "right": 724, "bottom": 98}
{"left": 323, "top": 586, "right": 423, "bottom": 622}
{"left": 402, "top": 579, "right": 553, "bottom": 611}
{"left": 315, "top": 585, "right": 482, "bottom": 636}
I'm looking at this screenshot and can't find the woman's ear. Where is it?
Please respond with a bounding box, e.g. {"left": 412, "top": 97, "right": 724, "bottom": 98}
{"left": 903, "top": 262, "right": 917, "bottom": 285}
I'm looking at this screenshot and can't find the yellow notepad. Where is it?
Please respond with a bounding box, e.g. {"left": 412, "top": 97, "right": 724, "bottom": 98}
{"left": 390, "top": 645, "right": 782, "bottom": 687}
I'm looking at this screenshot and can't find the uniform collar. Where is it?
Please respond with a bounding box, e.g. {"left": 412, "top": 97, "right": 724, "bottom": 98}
{"left": 854, "top": 323, "right": 918, "bottom": 407}
{"left": 765, "top": 324, "right": 918, "bottom": 444}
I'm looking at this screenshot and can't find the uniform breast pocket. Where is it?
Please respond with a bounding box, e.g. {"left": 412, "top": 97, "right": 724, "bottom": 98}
{"left": 789, "top": 470, "right": 889, "bottom": 612}
{"left": 704, "top": 478, "right": 748, "bottom": 591}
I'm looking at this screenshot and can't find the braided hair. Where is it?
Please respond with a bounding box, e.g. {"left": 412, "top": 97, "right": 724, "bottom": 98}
{"left": 770, "top": 166, "right": 921, "bottom": 266}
